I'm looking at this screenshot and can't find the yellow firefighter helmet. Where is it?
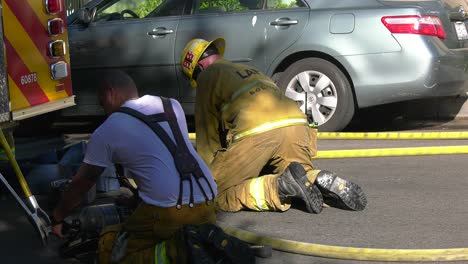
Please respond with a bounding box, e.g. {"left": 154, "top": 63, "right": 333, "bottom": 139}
{"left": 181, "top": 37, "right": 225, "bottom": 88}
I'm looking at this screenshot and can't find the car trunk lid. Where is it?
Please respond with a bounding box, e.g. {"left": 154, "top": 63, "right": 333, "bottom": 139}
{"left": 377, "top": 0, "right": 468, "bottom": 48}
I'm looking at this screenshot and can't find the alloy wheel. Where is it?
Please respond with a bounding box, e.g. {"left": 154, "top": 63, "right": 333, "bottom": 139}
{"left": 285, "top": 70, "right": 338, "bottom": 126}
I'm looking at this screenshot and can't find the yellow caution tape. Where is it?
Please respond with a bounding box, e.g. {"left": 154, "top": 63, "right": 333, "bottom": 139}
{"left": 315, "top": 145, "right": 468, "bottom": 159}
{"left": 189, "top": 131, "right": 468, "bottom": 140}
{"left": 218, "top": 222, "right": 468, "bottom": 262}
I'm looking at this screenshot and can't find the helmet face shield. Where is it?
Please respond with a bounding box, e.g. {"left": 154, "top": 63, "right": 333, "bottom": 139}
{"left": 180, "top": 38, "right": 225, "bottom": 88}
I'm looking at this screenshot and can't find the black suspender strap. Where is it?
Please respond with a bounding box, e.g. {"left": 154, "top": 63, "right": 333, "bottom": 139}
{"left": 117, "top": 107, "right": 177, "bottom": 154}
{"left": 160, "top": 98, "right": 215, "bottom": 205}
{"left": 117, "top": 97, "right": 214, "bottom": 209}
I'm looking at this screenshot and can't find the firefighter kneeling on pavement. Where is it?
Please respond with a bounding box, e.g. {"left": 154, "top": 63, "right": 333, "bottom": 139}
{"left": 181, "top": 38, "right": 367, "bottom": 214}
{"left": 51, "top": 70, "right": 255, "bottom": 263}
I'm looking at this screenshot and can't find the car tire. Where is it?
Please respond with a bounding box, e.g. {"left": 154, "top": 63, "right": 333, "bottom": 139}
{"left": 276, "top": 58, "right": 355, "bottom": 132}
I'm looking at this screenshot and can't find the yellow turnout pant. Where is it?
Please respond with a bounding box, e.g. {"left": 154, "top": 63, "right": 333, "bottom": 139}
{"left": 211, "top": 125, "right": 319, "bottom": 212}
{"left": 98, "top": 201, "right": 216, "bottom": 264}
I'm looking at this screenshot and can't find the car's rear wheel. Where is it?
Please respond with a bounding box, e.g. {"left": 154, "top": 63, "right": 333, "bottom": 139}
{"left": 276, "top": 58, "right": 355, "bottom": 132}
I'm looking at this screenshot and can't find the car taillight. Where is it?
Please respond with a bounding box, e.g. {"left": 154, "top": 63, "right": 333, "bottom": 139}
{"left": 45, "top": 0, "right": 63, "bottom": 14}
{"left": 381, "top": 15, "right": 446, "bottom": 39}
{"left": 47, "top": 18, "right": 64, "bottom": 36}
{"left": 49, "top": 40, "right": 66, "bottom": 58}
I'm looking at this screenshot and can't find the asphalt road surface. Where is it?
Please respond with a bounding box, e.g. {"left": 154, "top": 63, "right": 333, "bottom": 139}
{"left": 1, "top": 119, "right": 468, "bottom": 264}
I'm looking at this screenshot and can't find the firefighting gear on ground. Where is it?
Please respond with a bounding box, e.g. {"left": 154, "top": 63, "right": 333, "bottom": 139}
{"left": 59, "top": 203, "right": 264, "bottom": 264}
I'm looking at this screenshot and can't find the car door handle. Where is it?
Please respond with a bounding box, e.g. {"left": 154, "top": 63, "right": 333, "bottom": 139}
{"left": 270, "top": 19, "right": 298, "bottom": 26}
{"left": 147, "top": 28, "right": 174, "bottom": 36}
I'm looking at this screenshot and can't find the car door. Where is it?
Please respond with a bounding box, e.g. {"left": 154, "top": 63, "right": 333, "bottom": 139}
{"left": 261, "top": 0, "right": 309, "bottom": 75}
{"left": 175, "top": 0, "right": 267, "bottom": 106}
{"left": 68, "top": 0, "right": 187, "bottom": 115}
{"left": 174, "top": 0, "right": 309, "bottom": 109}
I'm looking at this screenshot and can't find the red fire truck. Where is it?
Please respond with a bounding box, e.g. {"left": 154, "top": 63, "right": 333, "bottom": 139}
{"left": 0, "top": 0, "right": 74, "bottom": 123}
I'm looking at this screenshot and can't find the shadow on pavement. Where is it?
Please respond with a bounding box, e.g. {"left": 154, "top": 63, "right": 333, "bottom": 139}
{"left": 344, "top": 96, "right": 468, "bottom": 132}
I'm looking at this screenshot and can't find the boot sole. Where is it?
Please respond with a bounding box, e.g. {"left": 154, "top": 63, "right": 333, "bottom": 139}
{"left": 315, "top": 172, "right": 367, "bottom": 211}
{"left": 286, "top": 163, "right": 323, "bottom": 214}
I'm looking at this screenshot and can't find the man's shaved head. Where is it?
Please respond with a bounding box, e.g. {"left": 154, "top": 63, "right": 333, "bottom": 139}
{"left": 98, "top": 70, "right": 138, "bottom": 99}
{"left": 97, "top": 70, "right": 139, "bottom": 114}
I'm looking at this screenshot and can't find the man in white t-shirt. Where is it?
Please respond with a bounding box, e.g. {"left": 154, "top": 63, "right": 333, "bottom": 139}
{"left": 50, "top": 70, "right": 219, "bottom": 263}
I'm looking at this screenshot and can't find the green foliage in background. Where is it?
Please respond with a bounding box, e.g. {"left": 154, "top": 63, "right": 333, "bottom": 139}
{"left": 200, "top": 0, "right": 246, "bottom": 11}
{"left": 135, "top": 0, "right": 163, "bottom": 17}
{"left": 199, "top": 0, "right": 299, "bottom": 11}
{"left": 269, "top": 0, "right": 300, "bottom": 9}
{"left": 104, "top": 0, "right": 163, "bottom": 17}
{"left": 94, "top": 0, "right": 301, "bottom": 18}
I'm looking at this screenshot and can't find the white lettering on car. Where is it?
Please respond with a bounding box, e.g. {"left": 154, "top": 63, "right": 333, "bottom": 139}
{"left": 20, "top": 72, "right": 38, "bottom": 86}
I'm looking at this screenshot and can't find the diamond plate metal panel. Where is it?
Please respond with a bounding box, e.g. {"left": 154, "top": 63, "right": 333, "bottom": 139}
{"left": 0, "top": 8, "right": 12, "bottom": 123}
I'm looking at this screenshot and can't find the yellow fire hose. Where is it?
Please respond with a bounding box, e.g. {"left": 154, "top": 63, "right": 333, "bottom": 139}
{"left": 189, "top": 131, "right": 468, "bottom": 140}
{"left": 189, "top": 132, "right": 468, "bottom": 159}
{"left": 218, "top": 222, "right": 468, "bottom": 262}
{"left": 179, "top": 130, "right": 467, "bottom": 261}
{"left": 315, "top": 145, "right": 468, "bottom": 159}
{"left": 317, "top": 131, "right": 468, "bottom": 140}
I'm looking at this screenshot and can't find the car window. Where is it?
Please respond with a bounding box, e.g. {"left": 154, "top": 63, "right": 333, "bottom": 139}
{"left": 94, "top": 0, "right": 185, "bottom": 22}
{"left": 193, "top": 0, "right": 263, "bottom": 14}
{"left": 266, "top": 0, "right": 306, "bottom": 9}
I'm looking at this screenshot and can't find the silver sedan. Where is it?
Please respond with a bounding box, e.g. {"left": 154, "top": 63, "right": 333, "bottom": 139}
{"left": 67, "top": 0, "right": 468, "bottom": 131}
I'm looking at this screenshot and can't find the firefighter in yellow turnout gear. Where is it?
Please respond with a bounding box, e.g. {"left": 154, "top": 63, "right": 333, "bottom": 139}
{"left": 181, "top": 38, "right": 367, "bottom": 213}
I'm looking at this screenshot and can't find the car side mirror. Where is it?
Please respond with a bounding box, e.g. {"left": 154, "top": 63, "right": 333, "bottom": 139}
{"left": 77, "top": 7, "right": 97, "bottom": 24}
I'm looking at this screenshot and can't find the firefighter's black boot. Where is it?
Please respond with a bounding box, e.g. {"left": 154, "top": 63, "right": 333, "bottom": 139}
{"left": 184, "top": 224, "right": 255, "bottom": 264}
{"left": 277, "top": 162, "right": 323, "bottom": 213}
{"left": 315, "top": 170, "right": 367, "bottom": 211}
